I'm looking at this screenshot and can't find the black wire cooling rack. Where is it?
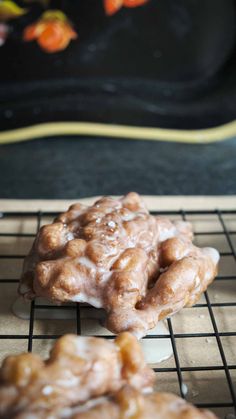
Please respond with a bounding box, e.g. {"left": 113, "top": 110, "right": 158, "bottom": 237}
{"left": 0, "top": 208, "right": 235, "bottom": 417}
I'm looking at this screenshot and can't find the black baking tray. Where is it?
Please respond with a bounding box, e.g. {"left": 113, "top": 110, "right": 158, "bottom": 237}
{"left": 0, "top": 0, "right": 236, "bottom": 132}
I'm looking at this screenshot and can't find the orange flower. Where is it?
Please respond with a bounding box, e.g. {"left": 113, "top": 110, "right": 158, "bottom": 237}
{"left": 23, "top": 10, "right": 77, "bottom": 53}
{"left": 104, "top": 0, "right": 149, "bottom": 16}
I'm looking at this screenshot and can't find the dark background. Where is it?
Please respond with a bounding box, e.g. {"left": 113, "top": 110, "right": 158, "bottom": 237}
{"left": 1, "top": 0, "right": 236, "bottom": 132}
{"left": 0, "top": 136, "right": 235, "bottom": 198}
{"left": 0, "top": 0, "right": 236, "bottom": 198}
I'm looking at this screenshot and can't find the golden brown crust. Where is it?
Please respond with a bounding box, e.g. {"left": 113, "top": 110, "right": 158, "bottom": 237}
{"left": 19, "top": 193, "right": 219, "bottom": 338}
{"left": 71, "top": 387, "right": 217, "bottom": 419}
{"left": 10, "top": 387, "right": 217, "bottom": 419}
{"left": 0, "top": 333, "right": 154, "bottom": 419}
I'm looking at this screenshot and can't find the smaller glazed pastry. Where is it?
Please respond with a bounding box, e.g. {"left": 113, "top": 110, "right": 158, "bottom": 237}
{"left": 69, "top": 386, "right": 217, "bottom": 419}
{"left": 0, "top": 333, "right": 154, "bottom": 419}
{"left": 0, "top": 334, "right": 217, "bottom": 419}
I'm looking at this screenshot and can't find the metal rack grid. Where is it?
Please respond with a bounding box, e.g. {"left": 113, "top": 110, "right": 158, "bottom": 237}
{"left": 0, "top": 208, "right": 235, "bottom": 418}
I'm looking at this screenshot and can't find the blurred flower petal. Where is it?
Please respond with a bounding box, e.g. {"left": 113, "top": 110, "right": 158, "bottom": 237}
{"left": 104, "top": 0, "right": 149, "bottom": 15}
{"left": 41, "top": 10, "right": 68, "bottom": 22}
{"left": 0, "top": 1, "right": 27, "bottom": 21}
{"left": 124, "top": 0, "right": 149, "bottom": 7}
{"left": 23, "top": 9, "right": 77, "bottom": 53}
{"left": 104, "top": 0, "right": 123, "bottom": 16}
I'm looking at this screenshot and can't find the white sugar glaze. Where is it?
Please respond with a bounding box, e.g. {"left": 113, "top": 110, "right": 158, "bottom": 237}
{"left": 12, "top": 298, "right": 173, "bottom": 364}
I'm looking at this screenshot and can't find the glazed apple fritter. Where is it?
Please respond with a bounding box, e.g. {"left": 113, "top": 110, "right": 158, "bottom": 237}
{"left": 19, "top": 193, "right": 219, "bottom": 338}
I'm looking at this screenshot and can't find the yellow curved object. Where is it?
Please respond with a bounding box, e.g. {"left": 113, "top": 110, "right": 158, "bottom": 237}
{"left": 0, "top": 120, "right": 236, "bottom": 144}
